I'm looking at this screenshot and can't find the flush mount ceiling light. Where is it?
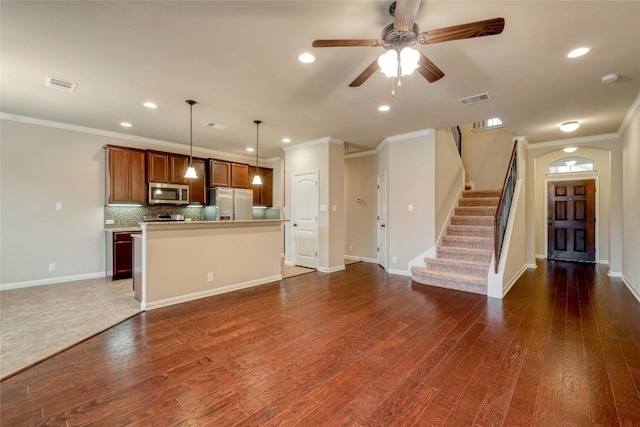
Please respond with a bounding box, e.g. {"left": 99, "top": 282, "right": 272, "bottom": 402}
{"left": 282, "top": 138, "right": 291, "bottom": 143}
{"left": 378, "top": 105, "right": 390, "bottom": 112}
{"left": 246, "top": 147, "right": 254, "bottom": 152}
{"left": 600, "top": 73, "right": 619, "bottom": 83}
{"left": 560, "top": 121, "right": 580, "bottom": 132}
{"left": 184, "top": 100, "right": 198, "bottom": 179}
{"left": 252, "top": 120, "right": 263, "bottom": 185}
{"left": 120, "top": 122, "right": 133, "bottom": 128}
{"left": 563, "top": 147, "right": 578, "bottom": 153}
{"left": 143, "top": 102, "right": 157, "bottom": 109}
{"left": 567, "top": 47, "right": 590, "bottom": 58}
{"left": 298, "top": 52, "right": 315, "bottom": 63}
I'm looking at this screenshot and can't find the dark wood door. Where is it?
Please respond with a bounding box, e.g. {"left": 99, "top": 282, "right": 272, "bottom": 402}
{"left": 547, "top": 180, "right": 595, "bottom": 262}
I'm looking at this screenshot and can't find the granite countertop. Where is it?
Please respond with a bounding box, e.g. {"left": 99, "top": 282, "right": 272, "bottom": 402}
{"left": 104, "top": 227, "right": 142, "bottom": 232}
{"left": 142, "top": 219, "right": 286, "bottom": 226}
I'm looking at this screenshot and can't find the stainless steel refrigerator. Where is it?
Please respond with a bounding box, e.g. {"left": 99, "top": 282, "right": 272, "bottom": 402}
{"left": 204, "top": 187, "right": 253, "bottom": 220}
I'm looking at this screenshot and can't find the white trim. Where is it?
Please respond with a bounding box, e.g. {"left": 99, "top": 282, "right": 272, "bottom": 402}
{"left": 317, "top": 265, "right": 346, "bottom": 273}
{"left": 282, "top": 136, "right": 344, "bottom": 152}
{"left": 345, "top": 150, "right": 377, "bottom": 159}
{"left": 526, "top": 263, "right": 538, "bottom": 269}
{"left": 608, "top": 270, "right": 622, "bottom": 278}
{"left": 618, "top": 91, "right": 640, "bottom": 135}
{"left": 0, "top": 112, "right": 280, "bottom": 164}
{"left": 536, "top": 254, "right": 546, "bottom": 259}
{"left": 621, "top": 274, "right": 640, "bottom": 303}
{"left": 145, "top": 275, "right": 282, "bottom": 311}
{"left": 0, "top": 271, "right": 106, "bottom": 291}
{"left": 283, "top": 260, "right": 294, "bottom": 266}
{"left": 387, "top": 268, "right": 411, "bottom": 277}
{"left": 500, "top": 264, "right": 528, "bottom": 298}
{"left": 526, "top": 133, "right": 619, "bottom": 150}
{"left": 386, "top": 129, "right": 433, "bottom": 143}
{"left": 344, "top": 255, "right": 377, "bottom": 263}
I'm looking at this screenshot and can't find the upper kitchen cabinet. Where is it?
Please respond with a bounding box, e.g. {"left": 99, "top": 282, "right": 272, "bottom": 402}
{"left": 231, "top": 163, "right": 249, "bottom": 189}
{"left": 208, "top": 159, "right": 231, "bottom": 187}
{"left": 147, "top": 151, "right": 189, "bottom": 185}
{"left": 188, "top": 158, "right": 207, "bottom": 205}
{"left": 248, "top": 166, "right": 273, "bottom": 206}
{"left": 105, "top": 146, "right": 146, "bottom": 204}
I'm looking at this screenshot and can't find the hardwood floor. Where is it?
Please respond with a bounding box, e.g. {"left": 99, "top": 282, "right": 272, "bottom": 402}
{"left": 1, "top": 260, "right": 639, "bottom": 426}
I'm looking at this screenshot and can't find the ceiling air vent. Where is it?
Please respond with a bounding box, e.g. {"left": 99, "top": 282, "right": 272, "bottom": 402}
{"left": 45, "top": 76, "right": 78, "bottom": 93}
{"left": 458, "top": 92, "right": 491, "bottom": 106}
{"left": 204, "top": 122, "right": 228, "bottom": 130}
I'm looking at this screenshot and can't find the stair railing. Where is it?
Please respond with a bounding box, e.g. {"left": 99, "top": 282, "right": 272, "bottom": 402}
{"left": 449, "top": 126, "right": 462, "bottom": 156}
{"left": 493, "top": 141, "right": 518, "bottom": 273}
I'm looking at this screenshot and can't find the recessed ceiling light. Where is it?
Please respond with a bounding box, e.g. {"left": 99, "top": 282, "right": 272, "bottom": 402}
{"left": 298, "top": 52, "right": 315, "bottom": 63}
{"left": 560, "top": 121, "right": 580, "bottom": 132}
{"left": 378, "top": 105, "right": 390, "bottom": 112}
{"left": 567, "top": 47, "right": 590, "bottom": 58}
{"left": 246, "top": 147, "right": 255, "bottom": 152}
{"left": 282, "top": 138, "right": 291, "bottom": 143}
{"left": 120, "top": 122, "right": 133, "bottom": 128}
{"left": 563, "top": 147, "right": 578, "bottom": 153}
{"left": 143, "top": 102, "right": 157, "bottom": 109}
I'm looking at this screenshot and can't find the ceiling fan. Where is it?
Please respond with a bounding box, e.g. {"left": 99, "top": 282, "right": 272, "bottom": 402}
{"left": 312, "top": 0, "right": 505, "bottom": 89}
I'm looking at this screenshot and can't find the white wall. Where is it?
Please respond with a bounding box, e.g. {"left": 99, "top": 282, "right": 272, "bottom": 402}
{"left": 344, "top": 152, "right": 378, "bottom": 261}
{"left": 621, "top": 98, "right": 640, "bottom": 300}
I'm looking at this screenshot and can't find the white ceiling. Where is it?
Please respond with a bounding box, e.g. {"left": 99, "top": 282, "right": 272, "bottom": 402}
{"left": 2, "top": 1, "right": 639, "bottom": 159}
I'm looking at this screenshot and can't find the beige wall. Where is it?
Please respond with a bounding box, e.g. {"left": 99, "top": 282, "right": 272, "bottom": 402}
{"left": 526, "top": 135, "right": 623, "bottom": 271}
{"left": 0, "top": 116, "right": 284, "bottom": 287}
{"left": 344, "top": 153, "right": 378, "bottom": 261}
{"left": 461, "top": 124, "right": 514, "bottom": 190}
{"left": 435, "top": 129, "right": 465, "bottom": 239}
{"left": 621, "top": 101, "right": 640, "bottom": 299}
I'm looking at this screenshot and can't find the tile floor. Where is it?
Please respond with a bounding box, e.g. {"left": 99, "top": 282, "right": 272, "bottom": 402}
{"left": 0, "top": 277, "right": 140, "bottom": 379}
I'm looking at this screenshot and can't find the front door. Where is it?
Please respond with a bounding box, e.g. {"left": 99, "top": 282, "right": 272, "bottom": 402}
{"left": 292, "top": 171, "right": 318, "bottom": 269}
{"left": 547, "top": 179, "right": 595, "bottom": 262}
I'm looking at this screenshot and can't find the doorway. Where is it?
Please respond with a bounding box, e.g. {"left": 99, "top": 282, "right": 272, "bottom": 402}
{"left": 547, "top": 179, "right": 595, "bottom": 262}
{"left": 292, "top": 171, "right": 319, "bottom": 269}
{"left": 377, "top": 172, "right": 387, "bottom": 269}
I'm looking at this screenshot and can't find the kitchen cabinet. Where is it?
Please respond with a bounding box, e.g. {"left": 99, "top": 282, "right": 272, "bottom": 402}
{"left": 106, "top": 230, "right": 141, "bottom": 280}
{"left": 209, "top": 159, "right": 231, "bottom": 187}
{"left": 147, "top": 151, "right": 189, "bottom": 185}
{"left": 248, "top": 166, "right": 273, "bottom": 206}
{"left": 105, "top": 146, "right": 146, "bottom": 204}
{"left": 188, "top": 158, "right": 207, "bottom": 204}
{"left": 231, "top": 163, "right": 249, "bottom": 189}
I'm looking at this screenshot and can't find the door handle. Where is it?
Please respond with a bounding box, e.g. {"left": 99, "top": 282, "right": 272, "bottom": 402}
{"left": 293, "top": 223, "right": 297, "bottom": 227}
{"left": 547, "top": 217, "right": 553, "bottom": 225}
{"left": 381, "top": 224, "right": 385, "bottom": 228}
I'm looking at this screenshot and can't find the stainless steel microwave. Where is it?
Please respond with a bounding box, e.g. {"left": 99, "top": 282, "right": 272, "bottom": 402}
{"left": 148, "top": 182, "right": 189, "bottom": 205}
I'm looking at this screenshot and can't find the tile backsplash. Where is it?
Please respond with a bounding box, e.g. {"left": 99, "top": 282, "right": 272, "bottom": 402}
{"left": 104, "top": 205, "right": 280, "bottom": 228}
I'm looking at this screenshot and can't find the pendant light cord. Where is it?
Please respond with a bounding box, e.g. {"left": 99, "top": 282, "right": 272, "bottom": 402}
{"left": 186, "top": 100, "right": 197, "bottom": 166}
{"left": 254, "top": 120, "right": 261, "bottom": 178}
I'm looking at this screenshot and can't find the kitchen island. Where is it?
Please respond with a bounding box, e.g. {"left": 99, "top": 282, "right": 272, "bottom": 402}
{"left": 135, "top": 220, "right": 284, "bottom": 310}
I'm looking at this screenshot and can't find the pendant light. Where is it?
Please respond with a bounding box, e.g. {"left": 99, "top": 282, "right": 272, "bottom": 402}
{"left": 184, "top": 99, "right": 198, "bottom": 179}
{"left": 252, "top": 120, "right": 263, "bottom": 185}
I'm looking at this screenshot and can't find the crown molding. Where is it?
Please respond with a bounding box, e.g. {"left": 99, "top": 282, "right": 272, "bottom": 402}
{"left": 525, "top": 133, "right": 620, "bottom": 150}
{"left": 0, "top": 112, "right": 281, "bottom": 163}
{"left": 282, "top": 136, "right": 344, "bottom": 152}
{"left": 618, "top": 90, "right": 640, "bottom": 135}
{"left": 345, "top": 150, "right": 377, "bottom": 159}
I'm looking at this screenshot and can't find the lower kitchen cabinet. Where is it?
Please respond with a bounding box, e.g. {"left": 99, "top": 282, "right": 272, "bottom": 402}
{"left": 106, "top": 230, "right": 141, "bottom": 280}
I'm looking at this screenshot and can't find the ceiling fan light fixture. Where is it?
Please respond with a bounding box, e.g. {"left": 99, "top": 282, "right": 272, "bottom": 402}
{"left": 378, "top": 50, "right": 398, "bottom": 77}
{"left": 399, "top": 47, "right": 419, "bottom": 76}
{"left": 560, "top": 121, "right": 580, "bottom": 132}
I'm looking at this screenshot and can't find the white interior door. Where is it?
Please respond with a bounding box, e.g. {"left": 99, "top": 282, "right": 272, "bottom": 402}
{"left": 377, "top": 172, "right": 387, "bottom": 269}
{"left": 293, "top": 171, "right": 318, "bottom": 269}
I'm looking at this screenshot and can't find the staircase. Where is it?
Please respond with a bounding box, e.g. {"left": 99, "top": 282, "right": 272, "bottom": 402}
{"left": 411, "top": 189, "right": 501, "bottom": 295}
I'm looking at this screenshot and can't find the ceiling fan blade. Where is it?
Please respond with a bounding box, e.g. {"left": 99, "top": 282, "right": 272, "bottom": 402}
{"left": 393, "top": 0, "right": 421, "bottom": 33}
{"left": 312, "top": 39, "right": 381, "bottom": 48}
{"left": 419, "top": 17, "right": 505, "bottom": 45}
{"left": 349, "top": 59, "right": 380, "bottom": 87}
{"left": 417, "top": 52, "right": 444, "bottom": 83}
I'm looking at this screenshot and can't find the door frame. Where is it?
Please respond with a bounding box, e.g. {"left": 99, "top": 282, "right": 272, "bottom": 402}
{"left": 377, "top": 172, "right": 387, "bottom": 269}
{"left": 544, "top": 176, "right": 599, "bottom": 261}
{"left": 291, "top": 170, "right": 319, "bottom": 269}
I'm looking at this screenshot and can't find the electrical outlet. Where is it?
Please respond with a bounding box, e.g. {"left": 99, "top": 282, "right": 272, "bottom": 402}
{"left": 49, "top": 263, "right": 56, "bottom": 272}
{"left": 207, "top": 272, "right": 214, "bottom": 282}
{"left": 392, "top": 256, "right": 397, "bottom": 264}
{"left": 56, "top": 202, "right": 64, "bottom": 211}
{"left": 105, "top": 219, "right": 115, "bottom": 225}
{"left": 349, "top": 245, "right": 353, "bottom": 252}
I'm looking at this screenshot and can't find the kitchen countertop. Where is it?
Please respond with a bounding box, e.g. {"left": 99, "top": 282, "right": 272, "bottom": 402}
{"left": 104, "top": 227, "right": 142, "bottom": 232}
{"left": 142, "top": 219, "right": 286, "bottom": 227}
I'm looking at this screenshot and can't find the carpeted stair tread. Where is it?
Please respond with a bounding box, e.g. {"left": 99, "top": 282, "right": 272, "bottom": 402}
{"left": 423, "top": 257, "right": 489, "bottom": 277}
{"left": 462, "top": 189, "right": 502, "bottom": 198}
{"left": 447, "top": 225, "right": 494, "bottom": 238}
{"left": 450, "top": 216, "right": 495, "bottom": 227}
{"left": 442, "top": 235, "right": 493, "bottom": 250}
{"left": 458, "top": 197, "right": 500, "bottom": 207}
{"left": 437, "top": 246, "right": 493, "bottom": 263}
{"left": 455, "top": 206, "right": 497, "bottom": 216}
{"left": 411, "top": 267, "right": 487, "bottom": 294}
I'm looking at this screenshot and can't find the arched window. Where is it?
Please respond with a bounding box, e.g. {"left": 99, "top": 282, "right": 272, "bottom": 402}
{"left": 548, "top": 157, "right": 594, "bottom": 174}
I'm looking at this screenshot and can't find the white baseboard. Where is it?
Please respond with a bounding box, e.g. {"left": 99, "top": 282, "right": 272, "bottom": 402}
{"left": 621, "top": 274, "right": 640, "bottom": 303}
{"left": 502, "top": 264, "right": 528, "bottom": 298}
{"left": 0, "top": 271, "right": 107, "bottom": 291}
{"left": 344, "top": 255, "right": 377, "bottom": 263}
{"left": 608, "top": 271, "right": 622, "bottom": 278}
{"left": 144, "top": 275, "right": 282, "bottom": 311}
{"left": 526, "top": 263, "right": 538, "bottom": 269}
{"left": 387, "top": 268, "right": 411, "bottom": 277}
{"left": 317, "top": 265, "right": 346, "bottom": 273}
